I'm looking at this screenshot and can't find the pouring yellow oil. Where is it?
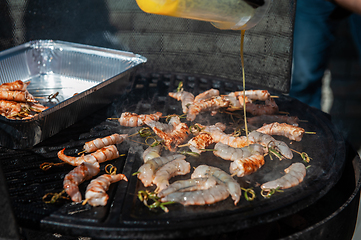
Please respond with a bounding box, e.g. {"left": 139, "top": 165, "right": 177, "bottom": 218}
{"left": 136, "top": 0, "right": 179, "bottom": 15}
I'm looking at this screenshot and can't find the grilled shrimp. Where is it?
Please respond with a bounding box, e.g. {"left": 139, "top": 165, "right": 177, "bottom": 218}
{"left": 194, "top": 89, "right": 219, "bottom": 102}
{"left": 0, "top": 100, "right": 22, "bottom": 117}
{"left": 213, "top": 143, "right": 265, "bottom": 161}
{"left": 143, "top": 144, "right": 162, "bottom": 163}
{"left": 84, "top": 173, "right": 127, "bottom": 206}
{"left": 191, "top": 165, "right": 242, "bottom": 205}
{"left": 0, "top": 80, "right": 30, "bottom": 91}
{"left": 256, "top": 122, "right": 305, "bottom": 141}
{"left": 160, "top": 185, "right": 229, "bottom": 206}
{"left": 153, "top": 159, "right": 191, "bottom": 192}
{"left": 137, "top": 154, "right": 186, "bottom": 187}
{"left": 157, "top": 177, "right": 217, "bottom": 198}
{"left": 83, "top": 134, "right": 128, "bottom": 153}
{"left": 0, "top": 90, "right": 37, "bottom": 102}
{"left": 261, "top": 162, "right": 306, "bottom": 190}
{"left": 186, "top": 96, "right": 230, "bottom": 121}
{"left": 118, "top": 112, "right": 162, "bottom": 127}
{"left": 63, "top": 162, "right": 100, "bottom": 202}
{"left": 169, "top": 91, "right": 195, "bottom": 114}
{"left": 243, "top": 98, "right": 279, "bottom": 116}
{"left": 229, "top": 154, "right": 265, "bottom": 177}
{"left": 152, "top": 121, "right": 190, "bottom": 152}
{"left": 248, "top": 115, "right": 300, "bottom": 127}
{"left": 229, "top": 90, "right": 271, "bottom": 101}
{"left": 187, "top": 133, "right": 214, "bottom": 154}
{"left": 58, "top": 145, "right": 119, "bottom": 166}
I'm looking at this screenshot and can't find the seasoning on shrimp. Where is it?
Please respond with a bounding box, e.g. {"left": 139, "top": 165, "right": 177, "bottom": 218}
{"left": 248, "top": 115, "right": 300, "bottom": 127}
{"left": 0, "top": 100, "right": 22, "bottom": 117}
{"left": 118, "top": 112, "right": 162, "bottom": 127}
{"left": 187, "top": 132, "right": 214, "bottom": 154}
{"left": 83, "top": 133, "right": 128, "bottom": 153}
{"left": 63, "top": 162, "right": 100, "bottom": 202}
{"left": 137, "top": 154, "right": 186, "bottom": 187}
{"left": 194, "top": 89, "right": 220, "bottom": 102}
{"left": 160, "top": 185, "right": 230, "bottom": 206}
{"left": 229, "top": 154, "right": 265, "bottom": 177}
{"left": 186, "top": 96, "right": 230, "bottom": 121}
{"left": 58, "top": 145, "right": 119, "bottom": 166}
{"left": 84, "top": 173, "right": 127, "bottom": 207}
{"left": 143, "top": 144, "right": 162, "bottom": 163}
{"left": 261, "top": 162, "right": 306, "bottom": 191}
{"left": 0, "top": 80, "right": 30, "bottom": 91}
{"left": 153, "top": 159, "right": 191, "bottom": 192}
{"left": 256, "top": 122, "right": 305, "bottom": 141}
{"left": 169, "top": 91, "right": 195, "bottom": 114}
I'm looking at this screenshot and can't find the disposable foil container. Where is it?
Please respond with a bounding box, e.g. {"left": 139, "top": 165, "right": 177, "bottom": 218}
{"left": 0, "top": 40, "right": 147, "bottom": 149}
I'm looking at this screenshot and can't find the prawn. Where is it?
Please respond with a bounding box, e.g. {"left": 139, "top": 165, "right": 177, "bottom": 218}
{"left": 83, "top": 133, "right": 128, "bottom": 153}
{"left": 187, "top": 133, "right": 214, "bottom": 154}
{"left": 213, "top": 143, "right": 265, "bottom": 161}
{"left": 169, "top": 91, "right": 195, "bottom": 114}
{"left": 157, "top": 177, "right": 217, "bottom": 198}
{"left": 191, "top": 165, "right": 242, "bottom": 205}
{"left": 58, "top": 145, "right": 119, "bottom": 166}
{"left": 143, "top": 144, "right": 162, "bottom": 163}
{"left": 160, "top": 185, "right": 229, "bottom": 206}
{"left": 118, "top": 112, "right": 162, "bottom": 127}
{"left": 63, "top": 162, "right": 100, "bottom": 202}
{"left": 229, "top": 90, "right": 271, "bottom": 101}
{"left": 194, "top": 89, "right": 219, "bottom": 102}
{"left": 261, "top": 162, "right": 306, "bottom": 190}
{"left": 153, "top": 159, "right": 191, "bottom": 192}
{"left": 186, "top": 96, "right": 230, "bottom": 121}
{"left": 144, "top": 115, "right": 180, "bottom": 133}
{"left": 137, "top": 154, "right": 186, "bottom": 187}
{"left": 0, "top": 90, "right": 37, "bottom": 102}
{"left": 256, "top": 122, "right": 305, "bottom": 141}
{"left": 0, "top": 80, "right": 30, "bottom": 91}
{"left": 229, "top": 154, "right": 265, "bottom": 177}
{"left": 243, "top": 98, "right": 279, "bottom": 116}
{"left": 0, "top": 100, "right": 22, "bottom": 117}
{"left": 84, "top": 173, "right": 127, "bottom": 206}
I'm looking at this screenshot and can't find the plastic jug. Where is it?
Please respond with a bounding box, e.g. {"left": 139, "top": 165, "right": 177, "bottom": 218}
{"left": 135, "top": 0, "right": 272, "bottom": 30}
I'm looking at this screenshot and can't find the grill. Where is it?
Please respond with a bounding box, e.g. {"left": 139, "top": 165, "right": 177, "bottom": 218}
{"left": 1, "top": 72, "right": 360, "bottom": 240}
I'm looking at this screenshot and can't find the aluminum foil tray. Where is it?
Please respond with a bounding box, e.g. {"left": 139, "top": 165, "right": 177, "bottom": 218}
{"left": 0, "top": 40, "right": 147, "bottom": 149}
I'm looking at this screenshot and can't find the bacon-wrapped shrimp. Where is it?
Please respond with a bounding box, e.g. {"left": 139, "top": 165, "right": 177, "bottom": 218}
{"left": 0, "top": 90, "right": 37, "bottom": 102}
{"left": 118, "top": 112, "right": 162, "bottom": 127}
{"left": 143, "top": 144, "right": 162, "bottom": 163}
{"left": 229, "top": 90, "right": 271, "bottom": 101}
{"left": 186, "top": 96, "right": 230, "bottom": 121}
{"left": 213, "top": 143, "right": 265, "bottom": 161}
{"left": 160, "top": 185, "right": 230, "bottom": 206}
{"left": 194, "top": 89, "right": 219, "bottom": 102}
{"left": 58, "top": 145, "right": 119, "bottom": 166}
{"left": 83, "top": 134, "right": 128, "bottom": 153}
{"left": 191, "top": 165, "right": 242, "bottom": 205}
{"left": 256, "top": 122, "right": 305, "bottom": 142}
{"left": 153, "top": 159, "right": 191, "bottom": 192}
{"left": 137, "top": 154, "right": 186, "bottom": 187}
{"left": 261, "top": 162, "right": 306, "bottom": 190}
{"left": 0, "top": 80, "right": 30, "bottom": 91}
{"left": 248, "top": 115, "right": 300, "bottom": 127}
{"left": 84, "top": 173, "right": 127, "bottom": 206}
{"left": 241, "top": 98, "right": 279, "bottom": 116}
{"left": 169, "top": 91, "right": 195, "bottom": 114}
{"left": 63, "top": 162, "right": 100, "bottom": 202}
{"left": 157, "top": 177, "right": 217, "bottom": 198}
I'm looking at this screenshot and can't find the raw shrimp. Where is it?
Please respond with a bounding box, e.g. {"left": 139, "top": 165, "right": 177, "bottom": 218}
{"left": 261, "top": 162, "right": 306, "bottom": 190}
{"left": 0, "top": 90, "right": 37, "bottom": 102}
{"left": 144, "top": 116, "right": 180, "bottom": 133}
{"left": 137, "top": 154, "right": 186, "bottom": 187}
{"left": 243, "top": 98, "right": 279, "bottom": 116}
{"left": 256, "top": 122, "right": 305, "bottom": 141}
{"left": 186, "top": 96, "right": 230, "bottom": 121}
{"left": 153, "top": 159, "right": 191, "bottom": 192}
{"left": 229, "top": 90, "right": 271, "bottom": 101}
{"left": 248, "top": 131, "right": 293, "bottom": 159}
{"left": 229, "top": 154, "right": 265, "bottom": 177}
{"left": 248, "top": 115, "right": 300, "bottom": 127}
{"left": 152, "top": 121, "right": 190, "bottom": 152}
{"left": 169, "top": 91, "right": 195, "bottom": 114}
{"left": 83, "top": 133, "right": 128, "bottom": 153}
{"left": 191, "top": 165, "right": 242, "bottom": 205}
{"left": 213, "top": 143, "right": 265, "bottom": 161}
{"left": 58, "top": 145, "right": 119, "bottom": 166}
{"left": 157, "top": 177, "right": 217, "bottom": 198}
{"left": 194, "top": 89, "right": 220, "bottom": 102}
{"left": 187, "top": 133, "right": 214, "bottom": 154}
{"left": 63, "top": 162, "right": 100, "bottom": 202}
{"left": 0, "top": 80, "right": 30, "bottom": 91}
{"left": 84, "top": 173, "right": 127, "bottom": 206}
{"left": 118, "top": 112, "right": 162, "bottom": 127}
{"left": 160, "top": 185, "right": 230, "bottom": 206}
{"left": 142, "top": 144, "right": 162, "bottom": 163}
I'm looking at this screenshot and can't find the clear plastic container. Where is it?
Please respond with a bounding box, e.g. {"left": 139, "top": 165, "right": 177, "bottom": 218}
{"left": 135, "top": 0, "right": 272, "bottom": 30}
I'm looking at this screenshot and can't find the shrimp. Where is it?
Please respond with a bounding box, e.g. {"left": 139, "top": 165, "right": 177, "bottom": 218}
{"left": 58, "top": 145, "right": 119, "bottom": 166}
{"left": 0, "top": 100, "right": 22, "bottom": 117}
{"left": 0, "top": 80, "right": 30, "bottom": 91}
{"left": 118, "top": 112, "right": 162, "bottom": 127}
{"left": 144, "top": 116, "right": 179, "bottom": 133}
{"left": 213, "top": 143, "right": 265, "bottom": 161}
{"left": 186, "top": 96, "right": 230, "bottom": 121}
{"left": 160, "top": 185, "right": 229, "bottom": 206}
{"left": 229, "top": 154, "right": 265, "bottom": 177}
{"left": 153, "top": 159, "right": 191, "bottom": 192}
{"left": 187, "top": 133, "right": 214, "bottom": 154}
{"left": 83, "top": 133, "right": 128, "bottom": 153}
{"left": 194, "top": 89, "right": 219, "bottom": 102}
{"left": 0, "top": 90, "right": 37, "bottom": 102}
{"left": 84, "top": 173, "right": 127, "bottom": 207}
{"left": 191, "top": 165, "right": 242, "bottom": 205}
{"left": 63, "top": 162, "right": 100, "bottom": 202}
{"left": 248, "top": 115, "right": 300, "bottom": 127}
{"left": 143, "top": 144, "right": 162, "bottom": 163}
{"left": 169, "top": 91, "right": 195, "bottom": 114}
{"left": 256, "top": 122, "right": 305, "bottom": 141}
{"left": 261, "top": 162, "right": 307, "bottom": 190}
{"left": 229, "top": 90, "right": 271, "bottom": 101}
{"left": 243, "top": 98, "right": 279, "bottom": 116}
{"left": 137, "top": 154, "right": 186, "bottom": 187}
{"left": 157, "top": 177, "right": 217, "bottom": 198}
